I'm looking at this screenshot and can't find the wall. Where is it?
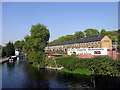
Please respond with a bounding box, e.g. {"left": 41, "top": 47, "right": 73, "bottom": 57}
{"left": 101, "top": 35, "right": 112, "bottom": 50}
{"left": 77, "top": 50, "right": 117, "bottom": 59}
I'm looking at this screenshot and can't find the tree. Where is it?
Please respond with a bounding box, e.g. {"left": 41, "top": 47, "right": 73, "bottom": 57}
{"left": 23, "top": 23, "right": 50, "bottom": 66}
{"left": 2, "top": 46, "right": 6, "bottom": 57}
{"left": 100, "top": 29, "right": 107, "bottom": 36}
{"left": 74, "top": 31, "right": 84, "bottom": 39}
{"left": 50, "top": 35, "right": 75, "bottom": 44}
{"left": 118, "top": 29, "right": 120, "bottom": 42}
{"left": 14, "top": 40, "right": 25, "bottom": 52}
{"left": 117, "top": 29, "right": 120, "bottom": 52}
{"left": 107, "top": 31, "right": 118, "bottom": 42}
{"left": 84, "top": 29, "right": 99, "bottom": 37}
{"left": 6, "top": 41, "right": 15, "bottom": 57}
{"left": 111, "top": 36, "right": 118, "bottom": 42}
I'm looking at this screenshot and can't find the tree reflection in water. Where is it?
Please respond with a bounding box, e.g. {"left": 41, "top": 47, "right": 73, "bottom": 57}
{"left": 3, "top": 58, "right": 120, "bottom": 89}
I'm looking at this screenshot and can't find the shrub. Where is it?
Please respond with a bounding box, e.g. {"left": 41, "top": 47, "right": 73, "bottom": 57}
{"left": 56, "top": 55, "right": 120, "bottom": 76}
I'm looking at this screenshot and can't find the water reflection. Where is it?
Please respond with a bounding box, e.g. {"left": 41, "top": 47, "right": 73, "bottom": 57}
{"left": 2, "top": 58, "right": 120, "bottom": 89}
{"left": 22, "top": 63, "right": 95, "bottom": 88}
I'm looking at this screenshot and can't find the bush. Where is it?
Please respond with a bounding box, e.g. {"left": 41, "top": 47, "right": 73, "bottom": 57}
{"left": 56, "top": 55, "right": 120, "bottom": 76}
{"left": 56, "top": 55, "right": 79, "bottom": 71}
{"left": 45, "top": 58, "right": 56, "bottom": 67}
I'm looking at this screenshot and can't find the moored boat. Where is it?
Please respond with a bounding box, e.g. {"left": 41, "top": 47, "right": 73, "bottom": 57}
{"left": 8, "top": 56, "right": 17, "bottom": 61}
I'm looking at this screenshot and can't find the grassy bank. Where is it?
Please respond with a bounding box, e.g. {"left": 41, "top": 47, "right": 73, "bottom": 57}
{"left": 44, "top": 55, "right": 120, "bottom": 77}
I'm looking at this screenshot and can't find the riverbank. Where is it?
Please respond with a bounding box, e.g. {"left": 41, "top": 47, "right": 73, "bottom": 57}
{"left": 0, "top": 58, "right": 9, "bottom": 63}
{"left": 45, "top": 66, "right": 64, "bottom": 70}
{"left": 3, "top": 59, "right": 120, "bottom": 89}
{"left": 44, "top": 55, "right": 120, "bottom": 77}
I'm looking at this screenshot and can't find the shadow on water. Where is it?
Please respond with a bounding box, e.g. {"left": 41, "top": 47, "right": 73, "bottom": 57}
{"left": 2, "top": 57, "right": 120, "bottom": 89}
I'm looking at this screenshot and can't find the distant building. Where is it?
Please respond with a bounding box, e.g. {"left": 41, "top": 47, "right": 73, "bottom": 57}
{"left": 45, "top": 35, "right": 112, "bottom": 52}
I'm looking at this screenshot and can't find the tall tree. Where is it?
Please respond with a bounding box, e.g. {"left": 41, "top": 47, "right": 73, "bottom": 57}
{"left": 23, "top": 23, "right": 50, "bottom": 64}
{"left": 100, "top": 29, "right": 107, "bottom": 36}
{"left": 74, "top": 31, "right": 84, "bottom": 39}
{"left": 84, "top": 29, "right": 99, "bottom": 37}
{"left": 6, "top": 41, "right": 15, "bottom": 57}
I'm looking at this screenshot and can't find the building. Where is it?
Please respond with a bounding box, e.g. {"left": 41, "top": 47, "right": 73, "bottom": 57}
{"left": 45, "top": 35, "right": 112, "bottom": 52}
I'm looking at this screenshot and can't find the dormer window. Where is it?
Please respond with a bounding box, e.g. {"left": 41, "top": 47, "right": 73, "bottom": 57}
{"left": 95, "top": 42, "right": 96, "bottom": 45}
{"left": 98, "top": 41, "right": 100, "bottom": 45}
{"left": 91, "top": 42, "right": 93, "bottom": 45}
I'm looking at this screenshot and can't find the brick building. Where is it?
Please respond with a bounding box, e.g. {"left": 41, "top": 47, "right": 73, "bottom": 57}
{"left": 45, "top": 35, "right": 112, "bottom": 52}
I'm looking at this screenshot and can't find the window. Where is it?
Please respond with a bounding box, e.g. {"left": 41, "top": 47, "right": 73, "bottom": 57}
{"left": 88, "top": 43, "right": 90, "bottom": 45}
{"left": 104, "top": 40, "right": 109, "bottom": 42}
{"left": 95, "top": 42, "right": 96, "bottom": 45}
{"left": 91, "top": 42, "right": 93, "bottom": 45}
{"left": 98, "top": 41, "right": 100, "bottom": 45}
{"left": 83, "top": 43, "right": 84, "bottom": 46}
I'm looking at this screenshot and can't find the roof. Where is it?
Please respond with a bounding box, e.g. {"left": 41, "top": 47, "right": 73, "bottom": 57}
{"left": 48, "top": 35, "right": 105, "bottom": 46}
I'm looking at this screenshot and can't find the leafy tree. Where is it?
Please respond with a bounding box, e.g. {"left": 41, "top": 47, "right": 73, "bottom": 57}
{"left": 111, "top": 36, "right": 118, "bottom": 42}
{"left": 74, "top": 31, "right": 84, "bottom": 39}
{"left": 6, "top": 41, "right": 15, "bottom": 57}
{"left": 14, "top": 40, "right": 25, "bottom": 52}
{"left": 23, "top": 23, "right": 50, "bottom": 66}
{"left": 50, "top": 29, "right": 119, "bottom": 44}
{"left": 50, "top": 35, "right": 75, "bottom": 44}
{"left": 84, "top": 29, "right": 99, "bottom": 37}
{"left": 118, "top": 29, "right": 120, "bottom": 42}
{"left": 100, "top": 29, "right": 107, "bottom": 36}
{"left": 2, "top": 46, "right": 6, "bottom": 57}
{"left": 107, "top": 31, "right": 118, "bottom": 42}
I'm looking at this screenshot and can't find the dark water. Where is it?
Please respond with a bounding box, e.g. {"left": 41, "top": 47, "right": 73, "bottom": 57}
{"left": 2, "top": 57, "right": 120, "bottom": 89}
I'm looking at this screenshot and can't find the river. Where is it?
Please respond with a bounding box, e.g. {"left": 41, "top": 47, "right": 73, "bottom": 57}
{"left": 2, "top": 57, "right": 120, "bottom": 89}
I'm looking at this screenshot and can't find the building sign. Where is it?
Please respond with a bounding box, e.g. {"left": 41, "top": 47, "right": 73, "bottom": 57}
{"left": 67, "top": 48, "right": 107, "bottom": 55}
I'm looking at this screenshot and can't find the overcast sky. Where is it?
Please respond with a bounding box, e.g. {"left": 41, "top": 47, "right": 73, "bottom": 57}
{"left": 2, "top": 2, "right": 118, "bottom": 46}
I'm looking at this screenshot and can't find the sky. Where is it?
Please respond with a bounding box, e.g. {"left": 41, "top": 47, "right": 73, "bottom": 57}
{"left": 2, "top": 2, "right": 118, "bottom": 46}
